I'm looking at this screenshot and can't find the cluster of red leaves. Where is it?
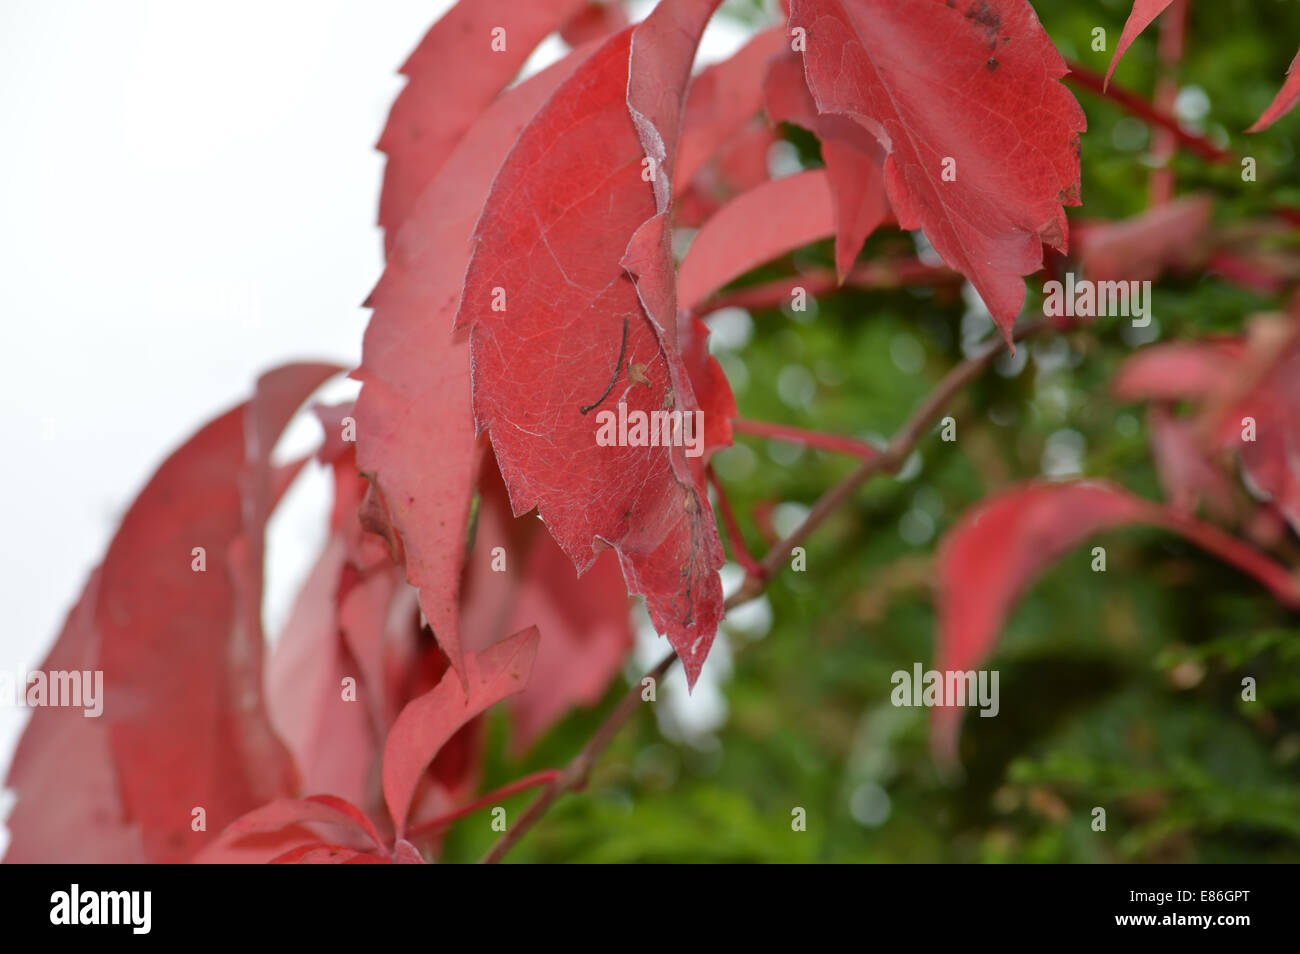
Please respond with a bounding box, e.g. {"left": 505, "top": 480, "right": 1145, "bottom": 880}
{"left": 9, "top": 0, "right": 1300, "bottom": 862}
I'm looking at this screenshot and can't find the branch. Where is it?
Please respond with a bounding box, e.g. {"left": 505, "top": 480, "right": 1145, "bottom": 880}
{"left": 480, "top": 655, "right": 676, "bottom": 864}
{"left": 702, "top": 259, "right": 960, "bottom": 315}
{"left": 1147, "top": 0, "right": 1189, "bottom": 206}
{"left": 479, "top": 319, "right": 1044, "bottom": 863}
{"left": 708, "top": 467, "right": 763, "bottom": 576}
{"left": 1065, "top": 60, "right": 1231, "bottom": 164}
{"left": 406, "top": 769, "right": 561, "bottom": 839}
{"left": 728, "top": 318, "right": 1045, "bottom": 605}
{"left": 733, "top": 418, "right": 880, "bottom": 460}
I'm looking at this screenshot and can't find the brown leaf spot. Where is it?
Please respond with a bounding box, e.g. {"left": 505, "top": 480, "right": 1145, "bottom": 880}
{"left": 965, "top": 0, "right": 1001, "bottom": 41}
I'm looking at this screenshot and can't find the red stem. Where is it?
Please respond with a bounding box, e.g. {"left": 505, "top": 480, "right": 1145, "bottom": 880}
{"left": 734, "top": 418, "right": 880, "bottom": 460}
{"left": 1150, "top": 505, "right": 1300, "bottom": 608}
{"left": 702, "top": 259, "right": 959, "bottom": 315}
{"left": 1065, "top": 60, "right": 1231, "bottom": 164}
{"left": 708, "top": 467, "right": 763, "bottom": 576}
{"left": 406, "top": 769, "right": 562, "bottom": 839}
{"left": 1148, "top": 0, "right": 1189, "bottom": 206}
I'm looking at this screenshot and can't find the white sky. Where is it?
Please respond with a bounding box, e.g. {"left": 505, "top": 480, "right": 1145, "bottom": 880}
{"left": 0, "top": 0, "right": 752, "bottom": 856}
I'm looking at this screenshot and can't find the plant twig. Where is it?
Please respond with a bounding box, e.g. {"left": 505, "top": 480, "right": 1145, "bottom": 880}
{"left": 733, "top": 418, "right": 880, "bottom": 460}
{"left": 407, "top": 769, "right": 561, "bottom": 839}
{"left": 708, "top": 467, "right": 763, "bottom": 576}
{"left": 480, "top": 319, "right": 1044, "bottom": 863}
{"left": 1065, "top": 60, "right": 1230, "bottom": 164}
{"left": 480, "top": 655, "right": 676, "bottom": 863}
{"left": 1149, "top": 0, "right": 1189, "bottom": 206}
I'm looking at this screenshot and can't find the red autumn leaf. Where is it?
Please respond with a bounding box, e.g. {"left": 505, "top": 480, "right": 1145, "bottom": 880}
{"left": 392, "top": 839, "right": 426, "bottom": 864}
{"left": 1075, "top": 195, "right": 1212, "bottom": 282}
{"left": 677, "top": 169, "right": 835, "bottom": 310}
{"left": 376, "top": 0, "right": 588, "bottom": 246}
{"left": 1222, "top": 334, "right": 1300, "bottom": 533}
{"left": 676, "top": 119, "right": 779, "bottom": 227}
{"left": 265, "top": 533, "right": 375, "bottom": 807}
{"left": 1110, "top": 338, "right": 1245, "bottom": 403}
{"left": 5, "top": 364, "right": 339, "bottom": 862}
{"left": 788, "top": 0, "right": 1085, "bottom": 340}
{"left": 934, "top": 480, "right": 1148, "bottom": 702}
{"left": 200, "top": 793, "right": 394, "bottom": 864}
{"left": 3, "top": 572, "right": 145, "bottom": 863}
{"left": 764, "top": 46, "right": 889, "bottom": 280}
{"left": 382, "top": 626, "right": 540, "bottom": 837}
{"left": 702, "top": 257, "right": 959, "bottom": 314}
{"left": 675, "top": 25, "right": 787, "bottom": 192}
{"left": 1147, "top": 405, "right": 1237, "bottom": 522}
{"left": 272, "top": 843, "right": 390, "bottom": 864}
{"left": 268, "top": 403, "right": 487, "bottom": 830}
{"left": 1248, "top": 45, "right": 1300, "bottom": 132}
{"left": 1114, "top": 317, "right": 1300, "bottom": 535}
{"left": 1208, "top": 251, "right": 1296, "bottom": 297}
{"left": 932, "top": 479, "right": 1300, "bottom": 760}
{"left": 461, "top": 457, "right": 634, "bottom": 753}
{"left": 356, "top": 51, "right": 590, "bottom": 686}
{"left": 211, "top": 797, "right": 382, "bottom": 853}
{"left": 560, "top": 0, "right": 631, "bottom": 47}
{"left": 455, "top": 0, "right": 730, "bottom": 686}
{"left": 95, "top": 362, "right": 338, "bottom": 863}
{"left": 680, "top": 314, "right": 738, "bottom": 462}
{"left": 1104, "top": 0, "right": 1176, "bottom": 89}
{"left": 266, "top": 412, "right": 392, "bottom": 813}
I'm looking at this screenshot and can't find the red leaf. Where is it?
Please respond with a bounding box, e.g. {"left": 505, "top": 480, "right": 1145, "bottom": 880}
{"left": 1148, "top": 405, "right": 1237, "bottom": 522}
{"left": 3, "top": 571, "right": 145, "bottom": 863}
{"left": 560, "top": 1, "right": 630, "bottom": 47}
{"left": 1110, "top": 338, "right": 1244, "bottom": 403}
{"left": 1075, "top": 195, "right": 1212, "bottom": 282}
{"left": 455, "top": 0, "right": 729, "bottom": 685}
{"left": 267, "top": 408, "right": 469, "bottom": 825}
{"left": 933, "top": 479, "right": 1300, "bottom": 760}
{"left": 675, "top": 25, "right": 787, "bottom": 191}
{"left": 209, "top": 796, "right": 381, "bottom": 853}
{"left": 681, "top": 315, "right": 738, "bottom": 462}
{"left": 392, "top": 839, "right": 426, "bottom": 864}
{"left": 935, "top": 481, "right": 1148, "bottom": 678}
{"left": 382, "top": 626, "right": 540, "bottom": 837}
{"left": 376, "top": 0, "right": 588, "bottom": 246}
{"left": 460, "top": 458, "right": 633, "bottom": 753}
{"left": 788, "top": 0, "right": 1085, "bottom": 340}
{"left": 1104, "top": 0, "right": 1176, "bottom": 89}
{"left": 271, "top": 843, "right": 389, "bottom": 864}
{"left": 676, "top": 119, "right": 779, "bottom": 227}
{"left": 93, "top": 363, "right": 338, "bottom": 862}
{"left": 7, "top": 364, "right": 335, "bottom": 863}
{"left": 265, "top": 534, "right": 376, "bottom": 807}
{"left": 356, "top": 51, "right": 591, "bottom": 686}
{"left": 1248, "top": 46, "right": 1300, "bottom": 133}
{"left": 303, "top": 794, "right": 388, "bottom": 851}
{"left": 1225, "top": 336, "right": 1300, "bottom": 533}
{"left": 677, "top": 170, "right": 835, "bottom": 310}
{"left": 764, "top": 46, "right": 889, "bottom": 280}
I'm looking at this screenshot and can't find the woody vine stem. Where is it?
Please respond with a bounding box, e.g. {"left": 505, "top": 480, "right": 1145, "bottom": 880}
{"left": 481, "top": 317, "right": 1047, "bottom": 863}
